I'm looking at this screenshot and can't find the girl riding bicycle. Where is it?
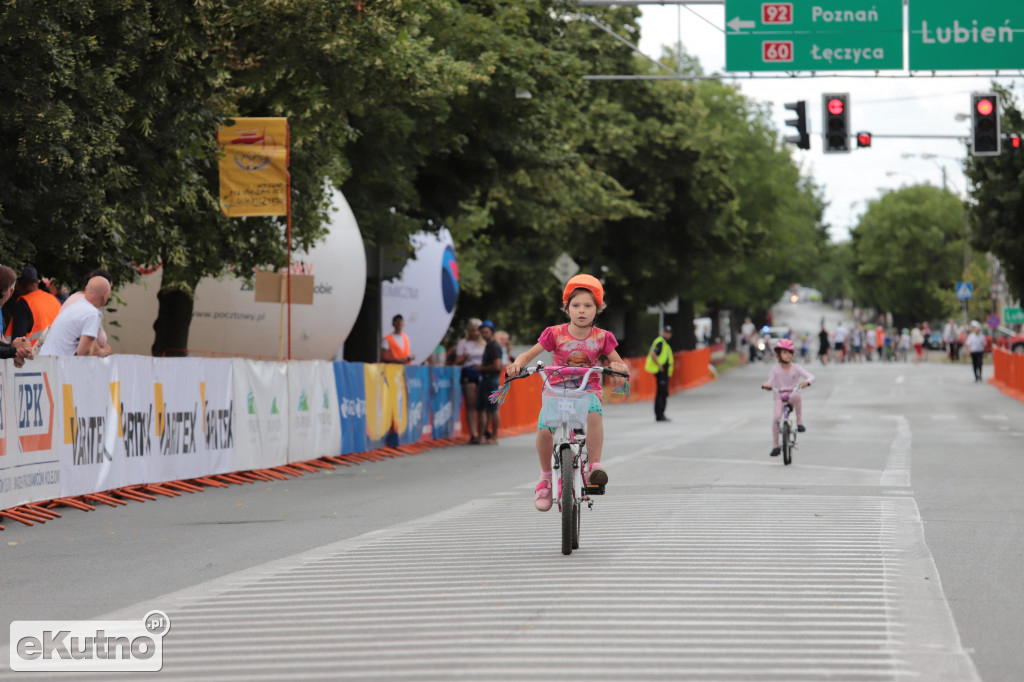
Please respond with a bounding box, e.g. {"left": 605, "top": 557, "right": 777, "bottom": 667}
{"left": 761, "top": 338, "right": 814, "bottom": 457}
{"left": 507, "top": 274, "right": 629, "bottom": 511}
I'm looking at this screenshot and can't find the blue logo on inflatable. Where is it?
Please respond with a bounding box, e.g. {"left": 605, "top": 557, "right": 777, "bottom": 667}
{"left": 441, "top": 246, "right": 459, "bottom": 313}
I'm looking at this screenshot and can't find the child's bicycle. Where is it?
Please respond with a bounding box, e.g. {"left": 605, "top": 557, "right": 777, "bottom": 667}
{"left": 762, "top": 383, "right": 802, "bottom": 466}
{"left": 495, "top": 364, "right": 629, "bottom": 555}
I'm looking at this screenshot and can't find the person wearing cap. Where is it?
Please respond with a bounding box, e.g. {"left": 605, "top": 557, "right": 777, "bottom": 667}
{"left": 6, "top": 265, "right": 62, "bottom": 347}
{"left": 381, "top": 314, "right": 414, "bottom": 364}
{"left": 965, "top": 321, "right": 987, "bottom": 382}
{"left": 476, "top": 320, "right": 503, "bottom": 444}
{"left": 645, "top": 326, "right": 674, "bottom": 422}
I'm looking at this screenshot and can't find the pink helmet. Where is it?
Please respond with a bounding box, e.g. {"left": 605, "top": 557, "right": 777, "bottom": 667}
{"left": 774, "top": 338, "right": 795, "bottom": 353}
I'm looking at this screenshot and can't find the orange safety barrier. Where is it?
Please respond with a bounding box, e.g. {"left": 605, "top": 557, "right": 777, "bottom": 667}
{"left": 991, "top": 348, "right": 1024, "bottom": 402}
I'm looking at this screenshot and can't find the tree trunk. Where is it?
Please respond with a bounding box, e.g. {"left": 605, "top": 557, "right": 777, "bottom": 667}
{"left": 669, "top": 298, "right": 696, "bottom": 350}
{"left": 152, "top": 286, "right": 195, "bottom": 357}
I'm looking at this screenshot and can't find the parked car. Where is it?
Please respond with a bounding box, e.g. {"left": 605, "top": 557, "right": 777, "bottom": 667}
{"left": 924, "top": 331, "right": 945, "bottom": 351}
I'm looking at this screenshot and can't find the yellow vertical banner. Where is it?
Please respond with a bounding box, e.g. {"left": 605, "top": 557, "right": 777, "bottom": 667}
{"left": 217, "top": 117, "right": 290, "bottom": 217}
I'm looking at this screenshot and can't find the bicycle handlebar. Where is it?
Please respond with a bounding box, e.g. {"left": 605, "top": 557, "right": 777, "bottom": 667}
{"left": 507, "top": 363, "right": 630, "bottom": 380}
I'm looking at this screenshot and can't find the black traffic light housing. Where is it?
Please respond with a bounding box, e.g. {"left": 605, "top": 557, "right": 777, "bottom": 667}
{"left": 856, "top": 132, "right": 872, "bottom": 148}
{"left": 783, "top": 101, "right": 810, "bottom": 150}
{"left": 822, "top": 93, "right": 850, "bottom": 153}
{"left": 971, "top": 93, "right": 1000, "bottom": 157}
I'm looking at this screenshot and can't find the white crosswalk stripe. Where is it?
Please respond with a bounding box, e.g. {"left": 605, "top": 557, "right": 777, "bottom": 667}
{"left": 37, "top": 490, "right": 976, "bottom": 682}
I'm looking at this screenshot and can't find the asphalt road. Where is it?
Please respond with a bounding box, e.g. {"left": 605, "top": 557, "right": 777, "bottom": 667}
{"left": 3, "top": 302, "right": 1023, "bottom": 681}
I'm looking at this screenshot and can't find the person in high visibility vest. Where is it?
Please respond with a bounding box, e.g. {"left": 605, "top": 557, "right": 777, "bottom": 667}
{"left": 6, "top": 265, "right": 62, "bottom": 347}
{"left": 646, "top": 326, "right": 674, "bottom": 421}
{"left": 382, "top": 314, "right": 415, "bottom": 364}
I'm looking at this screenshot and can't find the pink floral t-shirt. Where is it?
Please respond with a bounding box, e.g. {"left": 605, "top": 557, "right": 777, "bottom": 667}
{"left": 537, "top": 324, "right": 618, "bottom": 394}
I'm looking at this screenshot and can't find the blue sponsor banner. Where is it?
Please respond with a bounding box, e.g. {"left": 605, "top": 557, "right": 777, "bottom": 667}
{"left": 430, "top": 367, "right": 460, "bottom": 439}
{"left": 334, "top": 361, "right": 367, "bottom": 455}
{"left": 402, "top": 366, "right": 431, "bottom": 444}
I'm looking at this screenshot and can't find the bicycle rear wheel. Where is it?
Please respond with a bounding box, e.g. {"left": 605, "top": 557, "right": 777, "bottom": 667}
{"left": 782, "top": 422, "right": 792, "bottom": 465}
{"left": 560, "top": 445, "right": 574, "bottom": 555}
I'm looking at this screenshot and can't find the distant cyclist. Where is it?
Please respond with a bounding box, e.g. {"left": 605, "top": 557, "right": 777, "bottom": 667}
{"left": 761, "top": 339, "right": 814, "bottom": 458}
{"left": 507, "top": 275, "right": 628, "bottom": 511}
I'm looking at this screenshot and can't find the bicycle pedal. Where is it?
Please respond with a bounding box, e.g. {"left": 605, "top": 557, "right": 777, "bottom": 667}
{"left": 584, "top": 484, "right": 605, "bottom": 495}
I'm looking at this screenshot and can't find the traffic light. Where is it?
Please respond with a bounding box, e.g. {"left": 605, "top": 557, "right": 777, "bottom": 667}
{"left": 822, "top": 93, "right": 850, "bottom": 153}
{"left": 783, "top": 101, "right": 810, "bottom": 150}
{"left": 856, "top": 132, "right": 872, "bottom": 148}
{"left": 1004, "top": 133, "right": 1021, "bottom": 150}
{"left": 970, "top": 93, "right": 1000, "bottom": 157}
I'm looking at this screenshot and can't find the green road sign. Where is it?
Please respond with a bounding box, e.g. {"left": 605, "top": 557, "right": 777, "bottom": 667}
{"left": 725, "top": 0, "right": 904, "bottom": 72}
{"left": 1004, "top": 307, "right": 1024, "bottom": 325}
{"left": 909, "top": 2, "right": 1024, "bottom": 70}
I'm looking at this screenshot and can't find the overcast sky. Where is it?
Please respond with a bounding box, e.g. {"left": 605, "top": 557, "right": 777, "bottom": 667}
{"left": 633, "top": 4, "right": 1022, "bottom": 242}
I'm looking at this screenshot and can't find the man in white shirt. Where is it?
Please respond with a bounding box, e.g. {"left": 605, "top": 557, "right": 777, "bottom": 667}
{"left": 964, "top": 321, "right": 987, "bottom": 383}
{"left": 38, "top": 276, "right": 112, "bottom": 357}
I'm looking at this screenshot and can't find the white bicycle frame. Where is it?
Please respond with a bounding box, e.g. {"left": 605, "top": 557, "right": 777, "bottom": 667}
{"left": 771, "top": 383, "right": 802, "bottom": 446}
{"left": 536, "top": 366, "right": 604, "bottom": 508}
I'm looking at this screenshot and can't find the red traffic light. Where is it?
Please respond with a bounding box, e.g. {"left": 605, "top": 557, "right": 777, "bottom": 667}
{"left": 828, "top": 98, "right": 845, "bottom": 115}
{"left": 976, "top": 98, "right": 994, "bottom": 116}
{"left": 1012, "top": 134, "right": 1021, "bottom": 149}
{"left": 856, "top": 132, "right": 872, "bottom": 148}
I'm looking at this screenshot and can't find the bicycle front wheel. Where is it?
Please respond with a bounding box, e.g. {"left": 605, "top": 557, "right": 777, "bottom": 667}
{"left": 782, "top": 422, "right": 792, "bottom": 465}
{"left": 560, "top": 445, "right": 575, "bottom": 555}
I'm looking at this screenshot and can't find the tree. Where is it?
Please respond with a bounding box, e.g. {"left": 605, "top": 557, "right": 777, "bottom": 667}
{"left": 965, "top": 84, "right": 1024, "bottom": 303}
{"left": 850, "top": 185, "right": 965, "bottom": 324}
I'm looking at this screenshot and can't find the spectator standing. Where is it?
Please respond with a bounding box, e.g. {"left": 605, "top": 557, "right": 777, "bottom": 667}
{"left": 910, "top": 324, "right": 924, "bottom": 363}
{"left": 61, "top": 268, "right": 112, "bottom": 349}
{"left": 965, "top": 321, "right": 987, "bottom": 382}
{"left": 6, "top": 266, "right": 62, "bottom": 347}
{"left": 38, "top": 276, "right": 112, "bottom": 357}
{"left": 850, "top": 323, "right": 864, "bottom": 362}
{"left": 864, "top": 324, "right": 877, "bottom": 361}
{"left": 817, "top": 323, "right": 830, "bottom": 365}
{"left": 833, "top": 321, "right": 848, "bottom": 362}
{"left": 381, "top": 314, "right": 414, "bottom": 364}
{"left": 740, "top": 317, "right": 755, "bottom": 364}
{"left": 646, "top": 326, "right": 674, "bottom": 422}
{"left": 494, "top": 330, "right": 515, "bottom": 366}
{"left": 451, "top": 318, "right": 486, "bottom": 444}
{"left": 942, "top": 318, "right": 960, "bottom": 361}
{"left": 476, "top": 321, "right": 503, "bottom": 444}
{"left": 0, "top": 265, "right": 32, "bottom": 366}
{"left": 875, "top": 324, "right": 886, "bottom": 361}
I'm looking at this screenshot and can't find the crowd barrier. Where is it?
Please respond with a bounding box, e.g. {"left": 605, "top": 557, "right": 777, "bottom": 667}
{"left": 1, "top": 348, "right": 714, "bottom": 526}
{"left": 991, "top": 348, "right": 1024, "bottom": 403}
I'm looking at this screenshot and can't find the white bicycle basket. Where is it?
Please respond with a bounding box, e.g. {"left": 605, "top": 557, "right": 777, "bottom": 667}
{"left": 540, "top": 393, "right": 591, "bottom": 430}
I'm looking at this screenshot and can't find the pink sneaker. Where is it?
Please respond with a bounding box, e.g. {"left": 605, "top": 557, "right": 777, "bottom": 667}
{"left": 587, "top": 463, "right": 608, "bottom": 486}
{"left": 534, "top": 480, "right": 552, "bottom": 512}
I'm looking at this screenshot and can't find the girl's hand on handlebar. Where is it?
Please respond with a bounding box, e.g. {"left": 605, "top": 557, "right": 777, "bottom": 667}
{"left": 801, "top": 381, "right": 811, "bottom": 389}
{"left": 606, "top": 361, "right": 629, "bottom": 386}
{"left": 506, "top": 361, "right": 524, "bottom": 378}
{"left": 762, "top": 383, "right": 772, "bottom": 390}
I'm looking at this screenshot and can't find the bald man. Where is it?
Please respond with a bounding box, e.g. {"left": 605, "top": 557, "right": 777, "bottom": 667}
{"left": 38, "top": 276, "right": 112, "bottom": 357}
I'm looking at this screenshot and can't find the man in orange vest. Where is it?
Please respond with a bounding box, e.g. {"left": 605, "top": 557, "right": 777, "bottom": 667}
{"left": 382, "top": 314, "right": 415, "bottom": 364}
{"left": 6, "top": 266, "right": 62, "bottom": 347}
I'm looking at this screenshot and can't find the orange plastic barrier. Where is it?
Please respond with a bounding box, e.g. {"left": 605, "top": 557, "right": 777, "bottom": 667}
{"left": 991, "top": 348, "right": 1024, "bottom": 402}
{"left": 494, "top": 348, "right": 715, "bottom": 435}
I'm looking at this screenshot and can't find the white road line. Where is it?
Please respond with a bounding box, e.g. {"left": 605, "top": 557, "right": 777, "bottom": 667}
{"left": 880, "top": 415, "right": 911, "bottom": 487}
{"left": 5, "top": 492, "right": 975, "bottom": 682}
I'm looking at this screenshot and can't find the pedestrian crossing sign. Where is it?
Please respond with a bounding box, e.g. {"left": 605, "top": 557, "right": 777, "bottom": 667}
{"left": 955, "top": 282, "right": 973, "bottom": 301}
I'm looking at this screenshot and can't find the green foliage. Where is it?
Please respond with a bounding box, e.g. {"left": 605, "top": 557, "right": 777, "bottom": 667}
{"left": 850, "top": 184, "right": 966, "bottom": 323}
{"left": 965, "top": 84, "right": 1024, "bottom": 303}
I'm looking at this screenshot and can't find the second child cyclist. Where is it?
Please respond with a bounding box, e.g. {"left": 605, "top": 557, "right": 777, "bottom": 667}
{"left": 761, "top": 338, "right": 814, "bottom": 457}
{"left": 507, "top": 275, "right": 629, "bottom": 512}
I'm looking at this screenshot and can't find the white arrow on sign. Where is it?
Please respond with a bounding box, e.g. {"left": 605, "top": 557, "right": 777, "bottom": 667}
{"left": 727, "top": 16, "right": 756, "bottom": 32}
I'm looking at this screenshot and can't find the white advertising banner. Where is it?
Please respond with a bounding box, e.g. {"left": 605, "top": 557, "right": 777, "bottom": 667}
{"left": 232, "top": 359, "right": 288, "bottom": 471}
{"left": 0, "top": 358, "right": 61, "bottom": 509}
{"left": 112, "top": 355, "right": 163, "bottom": 486}
{"left": 287, "top": 361, "right": 342, "bottom": 462}
{"left": 151, "top": 358, "right": 235, "bottom": 481}
{"left": 57, "top": 357, "right": 121, "bottom": 497}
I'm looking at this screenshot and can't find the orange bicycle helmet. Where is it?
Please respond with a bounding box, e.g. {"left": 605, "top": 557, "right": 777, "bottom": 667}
{"left": 562, "top": 274, "right": 604, "bottom": 308}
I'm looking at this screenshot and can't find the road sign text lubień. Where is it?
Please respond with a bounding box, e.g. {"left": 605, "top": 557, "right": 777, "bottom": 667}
{"left": 1004, "top": 307, "right": 1024, "bottom": 325}
{"left": 725, "top": 0, "right": 904, "bottom": 72}
{"left": 909, "top": 2, "right": 1024, "bottom": 70}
